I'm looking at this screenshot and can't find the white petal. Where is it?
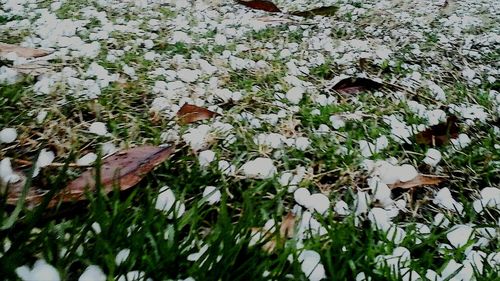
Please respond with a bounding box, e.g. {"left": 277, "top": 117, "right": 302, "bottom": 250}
{"left": 334, "top": 200, "right": 350, "bottom": 216}
{"left": 89, "top": 122, "right": 108, "bottom": 136}
{"left": 29, "top": 260, "right": 60, "bottom": 281}
{"left": 294, "top": 188, "right": 311, "bottom": 207}
{"left": 308, "top": 193, "right": 330, "bottom": 215}
{"left": 202, "top": 186, "right": 221, "bottom": 205}
{"left": 117, "top": 271, "right": 146, "bottom": 281}
{"left": 155, "top": 186, "right": 176, "bottom": 212}
{"left": 397, "top": 164, "right": 418, "bottom": 182}
{"left": 480, "top": 187, "right": 500, "bottom": 208}
{"left": 115, "top": 249, "right": 131, "bottom": 265}
{"left": 441, "top": 260, "right": 462, "bottom": 280}
{"left": 198, "top": 150, "right": 216, "bottom": 167}
{"left": 0, "top": 127, "right": 17, "bottom": 143}
{"left": 447, "top": 225, "right": 474, "bottom": 248}
{"left": 423, "top": 148, "right": 442, "bottom": 166}
{"left": 76, "top": 153, "right": 97, "bottom": 166}
{"left": 368, "top": 208, "right": 392, "bottom": 231}
{"left": 240, "top": 157, "right": 276, "bottom": 179}
{"left": 79, "top": 265, "right": 106, "bottom": 281}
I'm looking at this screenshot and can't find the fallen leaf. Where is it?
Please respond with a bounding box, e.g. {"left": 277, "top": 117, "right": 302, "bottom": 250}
{"left": 11, "top": 62, "right": 54, "bottom": 76}
{"left": 7, "top": 146, "right": 175, "bottom": 207}
{"left": 177, "top": 103, "right": 217, "bottom": 124}
{"left": 0, "top": 43, "right": 51, "bottom": 58}
{"left": 388, "top": 174, "right": 445, "bottom": 190}
{"left": 236, "top": 0, "right": 281, "bottom": 12}
{"left": 279, "top": 212, "right": 296, "bottom": 238}
{"left": 291, "top": 6, "right": 338, "bottom": 18}
{"left": 332, "top": 77, "right": 382, "bottom": 94}
{"left": 251, "top": 212, "right": 296, "bottom": 253}
{"left": 415, "top": 116, "right": 459, "bottom": 146}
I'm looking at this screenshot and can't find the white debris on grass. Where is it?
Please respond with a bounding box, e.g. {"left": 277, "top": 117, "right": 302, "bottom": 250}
{"left": 117, "top": 271, "right": 150, "bottom": 281}
{"left": 0, "top": 127, "right": 17, "bottom": 143}
{"left": 447, "top": 224, "right": 474, "bottom": 248}
{"left": 298, "top": 250, "right": 326, "bottom": 281}
{"left": 198, "top": 149, "right": 216, "bottom": 167}
{"left": 76, "top": 152, "right": 97, "bottom": 166}
{"left": 79, "top": 265, "right": 106, "bottom": 281}
{"left": 91, "top": 222, "right": 101, "bottom": 234}
{"left": 294, "top": 188, "right": 330, "bottom": 215}
{"left": 115, "top": 248, "right": 131, "bottom": 265}
{"left": 423, "top": 148, "right": 442, "bottom": 166}
{"left": 433, "top": 188, "right": 464, "bottom": 214}
{"left": 217, "top": 160, "right": 236, "bottom": 176}
{"left": 202, "top": 185, "right": 221, "bottom": 205}
{"left": 0, "top": 158, "right": 21, "bottom": 189}
{"left": 473, "top": 187, "right": 500, "bottom": 213}
{"left": 88, "top": 122, "right": 108, "bottom": 136}
{"left": 155, "top": 186, "right": 185, "bottom": 219}
{"left": 33, "top": 149, "right": 55, "bottom": 177}
{"left": 16, "top": 259, "right": 60, "bottom": 281}
{"left": 240, "top": 157, "right": 276, "bottom": 179}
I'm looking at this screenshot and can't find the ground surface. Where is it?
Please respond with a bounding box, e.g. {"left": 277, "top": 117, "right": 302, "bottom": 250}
{"left": 0, "top": 0, "right": 499, "bottom": 280}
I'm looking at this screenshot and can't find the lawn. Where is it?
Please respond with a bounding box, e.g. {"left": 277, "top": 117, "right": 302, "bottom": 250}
{"left": 0, "top": 0, "right": 499, "bottom": 280}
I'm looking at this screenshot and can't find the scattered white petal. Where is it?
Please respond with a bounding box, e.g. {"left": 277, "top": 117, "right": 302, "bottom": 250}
{"left": 217, "top": 160, "right": 235, "bottom": 175}
{"left": 433, "top": 188, "right": 464, "bottom": 213}
{"left": 298, "top": 250, "right": 326, "bottom": 281}
{"left": 0, "top": 158, "right": 21, "bottom": 188}
{"left": 115, "top": 248, "right": 131, "bottom": 265}
{"left": 423, "top": 149, "right": 442, "bottom": 166}
{"left": 155, "top": 186, "right": 185, "bottom": 219}
{"left": 198, "top": 150, "right": 216, "bottom": 167}
{"left": 240, "top": 157, "right": 276, "bottom": 179}
{"left": 286, "top": 86, "right": 304, "bottom": 104}
{"left": 187, "top": 244, "right": 208, "bottom": 262}
{"left": 447, "top": 224, "right": 474, "bottom": 248}
{"left": 16, "top": 260, "right": 60, "bottom": 281}
{"left": 91, "top": 222, "right": 101, "bottom": 234}
{"left": 334, "top": 200, "right": 350, "bottom": 216}
{"left": 308, "top": 193, "right": 330, "bottom": 215}
{"left": 89, "top": 122, "right": 108, "bottom": 136}
{"left": 76, "top": 153, "right": 97, "bottom": 166}
{"left": 433, "top": 213, "right": 450, "bottom": 228}
{"left": 397, "top": 164, "right": 418, "bottom": 182}
{"left": 451, "top": 133, "right": 471, "bottom": 149}
{"left": 0, "top": 127, "right": 17, "bottom": 143}
{"left": 79, "top": 265, "right": 105, "bottom": 281}
{"left": 117, "top": 271, "right": 148, "bottom": 281}
{"left": 33, "top": 149, "right": 55, "bottom": 177}
{"left": 203, "top": 186, "right": 221, "bottom": 205}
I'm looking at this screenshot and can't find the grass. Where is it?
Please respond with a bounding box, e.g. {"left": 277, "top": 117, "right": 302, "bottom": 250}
{"left": 1, "top": 0, "right": 499, "bottom": 280}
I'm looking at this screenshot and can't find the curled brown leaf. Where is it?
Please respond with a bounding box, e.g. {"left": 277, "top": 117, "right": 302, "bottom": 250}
{"left": 388, "top": 174, "right": 445, "bottom": 190}
{"left": 0, "top": 43, "right": 51, "bottom": 58}
{"left": 7, "top": 146, "right": 175, "bottom": 207}
{"left": 415, "top": 116, "right": 459, "bottom": 146}
{"left": 177, "top": 103, "right": 217, "bottom": 124}
{"left": 236, "top": 0, "right": 281, "bottom": 12}
{"left": 332, "top": 77, "right": 382, "bottom": 94}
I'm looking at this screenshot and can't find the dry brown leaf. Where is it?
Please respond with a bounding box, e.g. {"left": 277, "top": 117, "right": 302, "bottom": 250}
{"left": 0, "top": 43, "right": 51, "bottom": 58}
{"left": 236, "top": 0, "right": 281, "bottom": 12}
{"left": 415, "top": 116, "right": 459, "bottom": 146}
{"left": 7, "top": 146, "right": 175, "bottom": 207}
{"left": 177, "top": 103, "right": 217, "bottom": 124}
{"left": 12, "top": 62, "right": 54, "bottom": 76}
{"left": 279, "top": 212, "right": 296, "bottom": 238}
{"left": 252, "top": 212, "right": 296, "bottom": 253}
{"left": 332, "top": 77, "right": 382, "bottom": 94}
{"left": 388, "top": 174, "right": 445, "bottom": 190}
